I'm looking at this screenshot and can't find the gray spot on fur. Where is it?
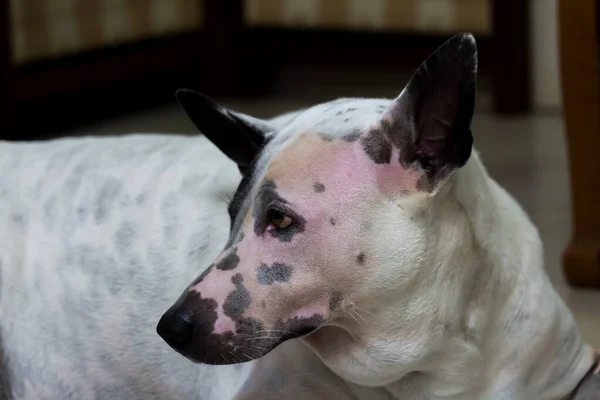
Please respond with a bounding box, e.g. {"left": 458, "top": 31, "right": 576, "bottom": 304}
{"left": 313, "top": 182, "right": 325, "bottom": 193}
{"left": 329, "top": 292, "right": 343, "bottom": 311}
{"left": 94, "top": 178, "right": 123, "bottom": 224}
{"left": 257, "top": 263, "right": 293, "bottom": 285}
{"left": 342, "top": 129, "right": 362, "bottom": 142}
{"left": 161, "top": 192, "right": 180, "bottom": 243}
{"left": 223, "top": 274, "right": 251, "bottom": 317}
{"left": 357, "top": 253, "right": 366, "bottom": 264}
{"left": 330, "top": 218, "right": 336, "bottom": 226}
{"left": 115, "top": 221, "right": 136, "bottom": 255}
{"left": 10, "top": 213, "right": 24, "bottom": 228}
{"left": 318, "top": 132, "right": 335, "bottom": 142}
{"left": 43, "top": 196, "right": 57, "bottom": 232}
{"left": 135, "top": 194, "right": 146, "bottom": 206}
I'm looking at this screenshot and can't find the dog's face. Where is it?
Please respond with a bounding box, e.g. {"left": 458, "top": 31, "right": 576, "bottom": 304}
{"left": 158, "top": 33, "right": 477, "bottom": 384}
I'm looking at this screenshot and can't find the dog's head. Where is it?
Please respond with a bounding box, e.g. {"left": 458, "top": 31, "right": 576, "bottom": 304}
{"left": 157, "top": 33, "right": 478, "bottom": 384}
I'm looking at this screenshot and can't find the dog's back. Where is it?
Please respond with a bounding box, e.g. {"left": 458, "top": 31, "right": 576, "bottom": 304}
{"left": 0, "top": 134, "right": 252, "bottom": 399}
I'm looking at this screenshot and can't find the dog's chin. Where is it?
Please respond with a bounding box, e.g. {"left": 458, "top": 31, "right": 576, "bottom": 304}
{"left": 177, "top": 338, "right": 283, "bottom": 366}
{"left": 177, "top": 325, "right": 325, "bottom": 366}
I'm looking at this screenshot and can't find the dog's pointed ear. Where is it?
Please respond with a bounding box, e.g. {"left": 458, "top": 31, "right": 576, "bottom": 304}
{"left": 175, "top": 89, "right": 275, "bottom": 175}
{"left": 365, "top": 33, "right": 477, "bottom": 191}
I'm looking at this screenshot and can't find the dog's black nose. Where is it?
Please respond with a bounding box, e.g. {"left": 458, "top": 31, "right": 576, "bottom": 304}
{"left": 157, "top": 311, "right": 194, "bottom": 349}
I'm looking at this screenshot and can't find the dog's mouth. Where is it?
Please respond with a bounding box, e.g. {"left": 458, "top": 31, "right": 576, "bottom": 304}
{"left": 156, "top": 290, "right": 325, "bottom": 365}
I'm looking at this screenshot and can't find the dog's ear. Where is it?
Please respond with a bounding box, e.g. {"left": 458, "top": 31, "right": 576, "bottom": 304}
{"left": 365, "top": 33, "right": 477, "bottom": 191}
{"left": 176, "top": 89, "right": 275, "bottom": 175}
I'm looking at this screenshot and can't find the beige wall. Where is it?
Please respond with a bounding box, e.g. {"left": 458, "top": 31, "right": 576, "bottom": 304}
{"left": 531, "top": 0, "right": 561, "bottom": 110}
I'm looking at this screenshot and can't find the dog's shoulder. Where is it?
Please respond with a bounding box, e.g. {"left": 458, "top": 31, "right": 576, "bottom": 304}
{"left": 0, "top": 133, "right": 243, "bottom": 399}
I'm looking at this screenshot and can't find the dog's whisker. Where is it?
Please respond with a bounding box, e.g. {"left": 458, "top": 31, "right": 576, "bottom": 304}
{"left": 243, "top": 344, "right": 267, "bottom": 351}
{"left": 352, "top": 305, "right": 374, "bottom": 316}
{"left": 353, "top": 309, "right": 367, "bottom": 322}
{"left": 228, "top": 351, "right": 242, "bottom": 363}
{"left": 252, "top": 329, "right": 294, "bottom": 335}
{"left": 246, "top": 336, "right": 279, "bottom": 341}
{"left": 349, "top": 310, "right": 363, "bottom": 325}
{"left": 241, "top": 352, "right": 253, "bottom": 361}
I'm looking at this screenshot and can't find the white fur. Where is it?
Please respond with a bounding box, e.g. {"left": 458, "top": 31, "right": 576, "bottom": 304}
{"left": 0, "top": 113, "right": 594, "bottom": 399}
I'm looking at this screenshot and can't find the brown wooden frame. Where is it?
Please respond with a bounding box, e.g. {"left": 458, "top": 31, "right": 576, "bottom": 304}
{"left": 0, "top": 0, "right": 13, "bottom": 136}
{"left": 239, "top": 0, "right": 530, "bottom": 115}
{"left": 0, "top": 0, "right": 530, "bottom": 139}
{"left": 559, "top": 0, "right": 600, "bottom": 288}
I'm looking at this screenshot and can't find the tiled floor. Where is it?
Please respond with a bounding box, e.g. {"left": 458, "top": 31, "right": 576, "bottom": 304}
{"left": 64, "top": 79, "right": 600, "bottom": 348}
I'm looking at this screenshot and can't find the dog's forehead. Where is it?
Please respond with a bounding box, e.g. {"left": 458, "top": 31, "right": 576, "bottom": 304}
{"left": 278, "top": 98, "right": 390, "bottom": 143}
{"left": 261, "top": 98, "right": 391, "bottom": 168}
{"left": 256, "top": 100, "right": 377, "bottom": 181}
{"left": 227, "top": 98, "right": 393, "bottom": 231}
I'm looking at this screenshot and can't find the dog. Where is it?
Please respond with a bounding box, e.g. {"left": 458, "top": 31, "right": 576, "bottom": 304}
{"left": 157, "top": 34, "right": 598, "bottom": 399}
{"left": 0, "top": 33, "right": 597, "bottom": 399}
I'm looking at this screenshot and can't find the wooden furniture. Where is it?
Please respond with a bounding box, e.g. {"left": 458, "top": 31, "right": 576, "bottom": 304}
{"left": 0, "top": 0, "right": 13, "bottom": 135}
{"left": 559, "top": 0, "right": 600, "bottom": 288}
{"left": 0, "top": 0, "right": 255, "bottom": 139}
{"left": 241, "top": 0, "right": 530, "bottom": 115}
{"left": 0, "top": 0, "right": 531, "bottom": 139}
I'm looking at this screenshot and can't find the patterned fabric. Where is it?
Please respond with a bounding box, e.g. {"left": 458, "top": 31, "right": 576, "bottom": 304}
{"left": 245, "top": 0, "right": 491, "bottom": 35}
{"left": 9, "top": 0, "right": 204, "bottom": 65}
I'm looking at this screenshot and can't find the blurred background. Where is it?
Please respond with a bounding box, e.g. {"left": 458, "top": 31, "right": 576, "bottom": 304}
{"left": 0, "top": 0, "right": 598, "bottom": 345}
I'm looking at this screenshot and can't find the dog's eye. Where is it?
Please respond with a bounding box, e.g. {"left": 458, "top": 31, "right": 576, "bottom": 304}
{"left": 267, "top": 209, "right": 293, "bottom": 230}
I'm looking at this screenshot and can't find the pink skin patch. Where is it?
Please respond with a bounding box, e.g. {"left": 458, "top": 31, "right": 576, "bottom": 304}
{"left": 189, "top": 268, "right": 237, "bottom": 334}
{"left": 182, "top": 131, "right": 421, "bottom": 343}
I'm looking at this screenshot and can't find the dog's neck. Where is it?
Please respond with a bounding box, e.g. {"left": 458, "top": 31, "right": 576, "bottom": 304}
{"left": 305, "top": 153, "right": 595, "bottom": 399}
{"left": 428, "top": 153, "right": 595, "bottom": 399}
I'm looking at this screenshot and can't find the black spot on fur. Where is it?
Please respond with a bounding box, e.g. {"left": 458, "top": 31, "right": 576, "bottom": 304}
{"left": 342, "top": 129, "right": 362, "bottom": 142}
{"left": 273, "top": 314, "right": 325, "bottom": 340}
{"left": 216, "top": 248, "right": 240, "bottom": 271}
{"left": 318, "top": 132, "right": 335, "bottom": 142}
{"left": 357, "top": 253, "right": 366, "bottom": 264}
{"left": 257, "top": 263, "right": 293, "bottom": 285}
{"left": 253, "top": 180, "right": 306, "bottom": 242}
{"left": 361, "top": 129, "right": 392, "bottom": 164}
{"left": 223, "top": 274, "right": 251, "bottom": 318}
{"left": 313, "top": 182, "right": 325, "bottom": 193}
{"left": 330, "top": 218, "right": 336, "bottom": 226}
{"left": 329, "top": 292, "right": 343, "bottom": 311}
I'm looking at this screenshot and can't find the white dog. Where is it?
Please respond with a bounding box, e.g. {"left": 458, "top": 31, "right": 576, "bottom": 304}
{"left": 1, "top": 33, "right": 597, "bottom": 400}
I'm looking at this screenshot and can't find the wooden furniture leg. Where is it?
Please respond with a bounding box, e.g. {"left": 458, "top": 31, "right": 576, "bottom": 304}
{"left": 491, "top": 0, "right": 531, "bottom": 114}
{"left": 559, "top": 0, "right": 600, "bottom": 288}
{"left": 0, "top": 0, "right": 14, "bottom": 138}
